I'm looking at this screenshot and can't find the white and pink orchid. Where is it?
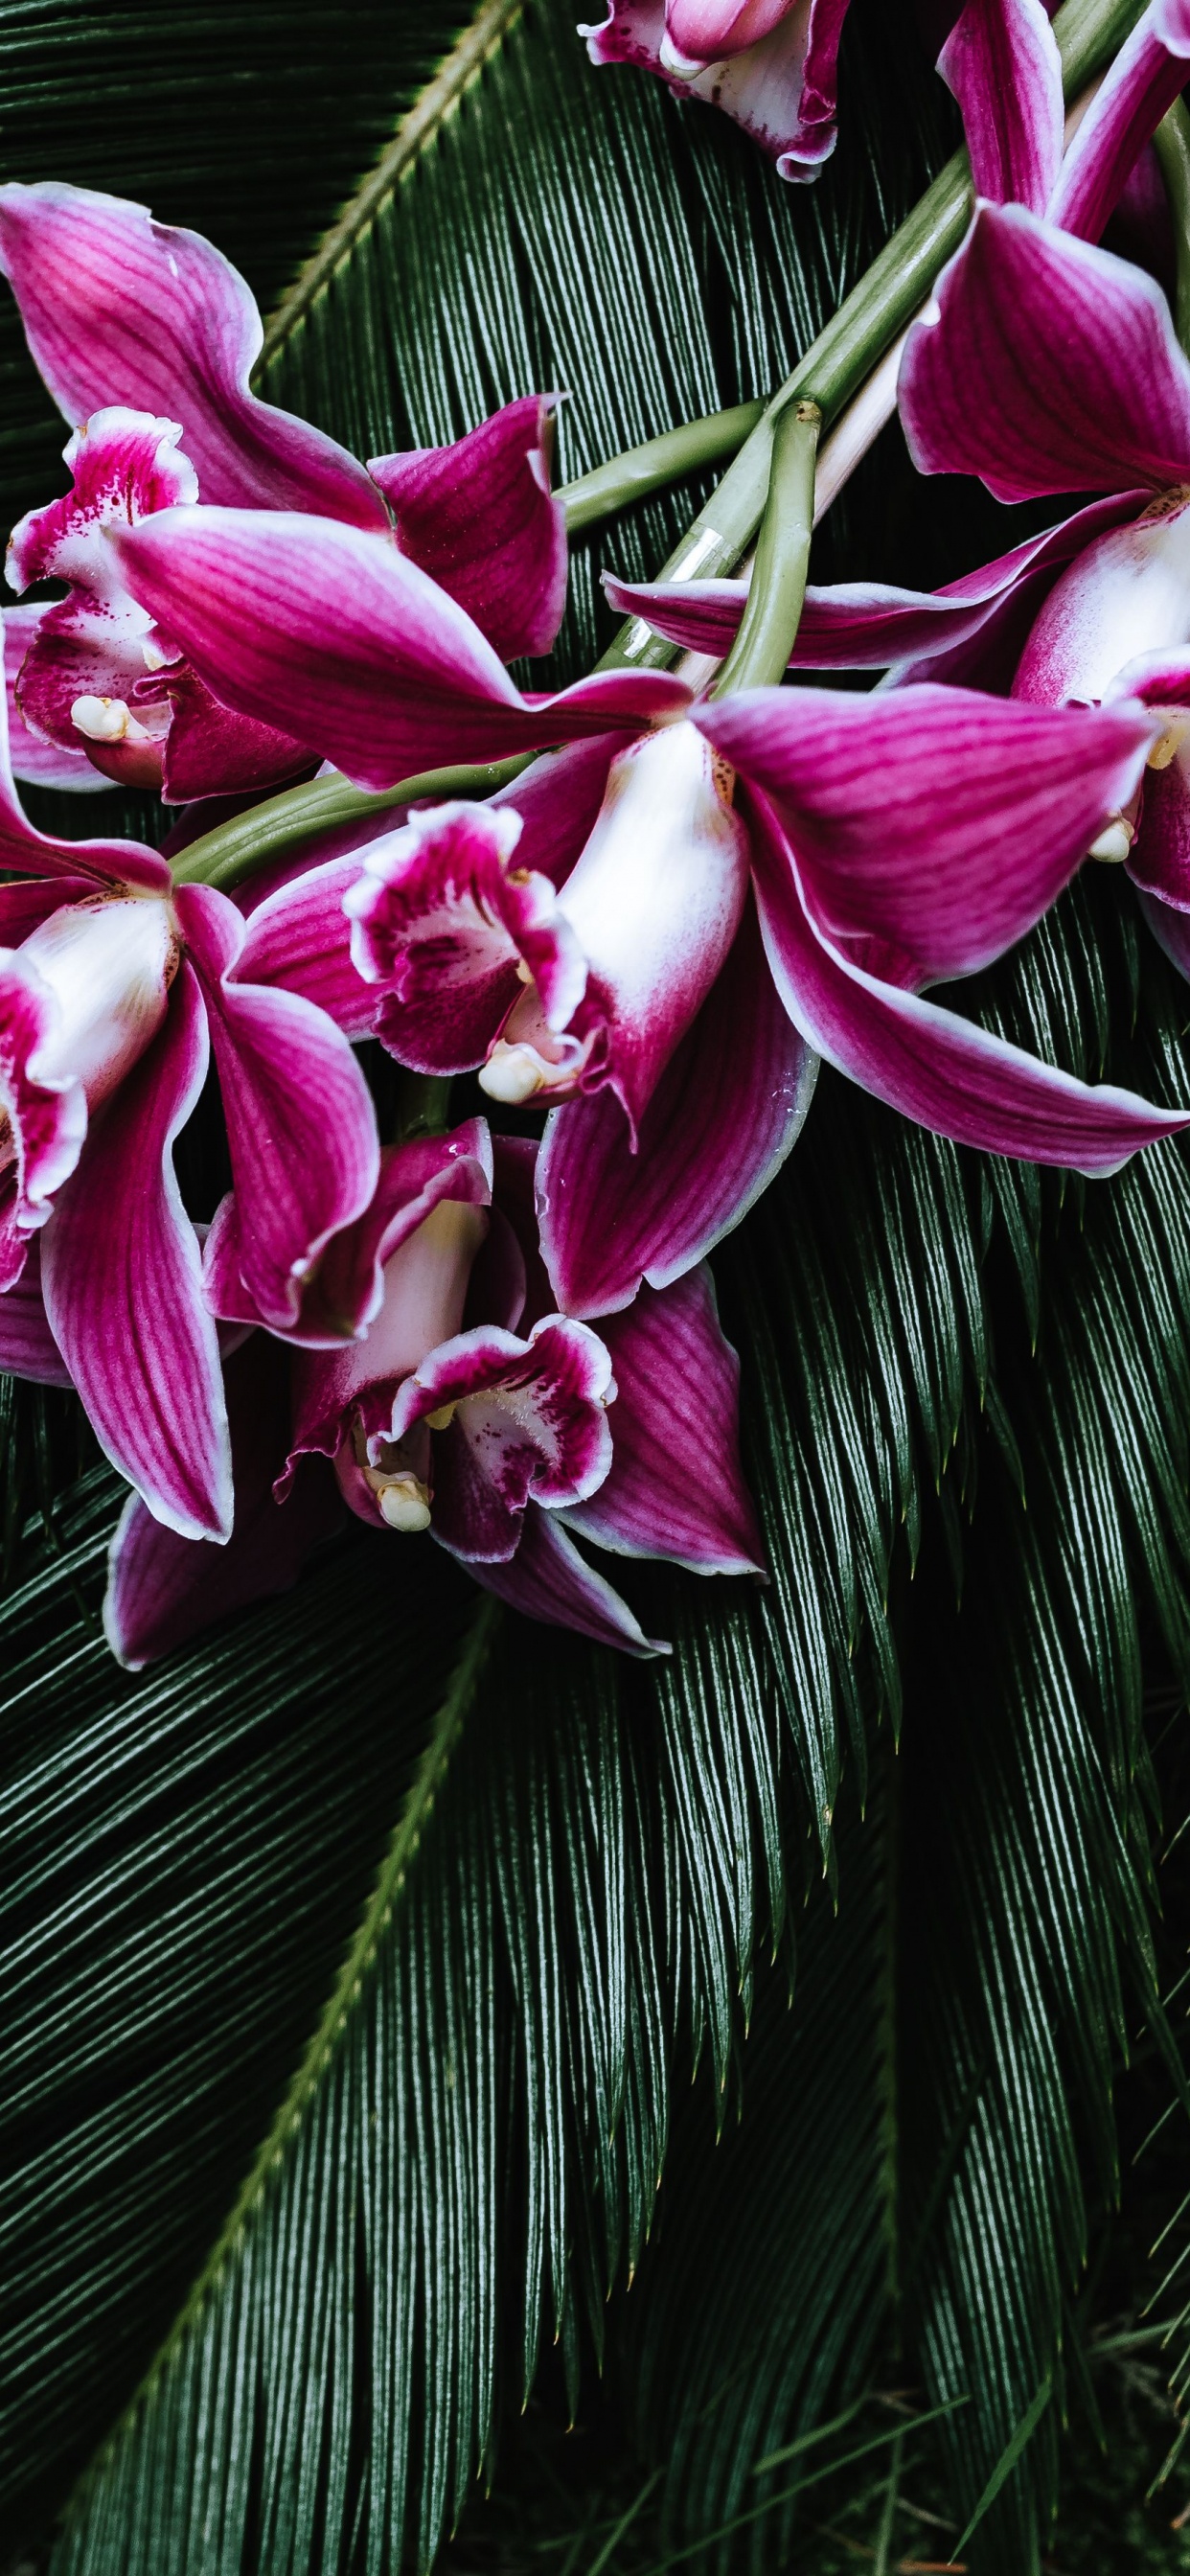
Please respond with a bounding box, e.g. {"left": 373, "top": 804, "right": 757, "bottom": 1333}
{"left": 139, "top": 511, "right": 1189, "bottom": 1316}
{"left": 0, "top": 181, "right": 570, "bottom": 797}
{"left": 104, "top": 1117, "right": 764, "bottom": 1666}
{"left": 0, "top": 638, "right": 379, "bottom": 1540}
{"left": 580, "top": 0, "right": 850, "bottom": 179}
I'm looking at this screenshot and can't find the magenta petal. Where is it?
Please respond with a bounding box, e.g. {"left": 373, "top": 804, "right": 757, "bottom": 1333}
{"left": 396, "top": 1314, "right": 614, "bottom": 1561}
{"left": 468, "top": 1502, "right": 667, "bottom": 1655}
{"left": 176, "top": 881, "right": 379, "bottom": 1333}
{"left": 369, "top": 397, "right": 568, "bottom": 661}
{"left": 564, "top": 1268, "right": 763, "bottom": 1573}
{"left": 938, "top": 0, "right": 1062, "bottom": 214}
{"left": 344, "top": 799, "right": 587, "bottom": 1075}
{"left": 899, "top": 204, "right": 1190, "bottom": 499}
{"left": 486, "top": 733, "right": 621, "bottom": 886}
{"left": 155, "top": 661, "right": 312, "bottom": 803}
{"left": 40, "top": 963, "right": 233, "bottom": 1537}
{"left": 4, "top": 604, "right": 113, "bottom": 792}
{"left": 0, "top": 1237, "right": 71, "bottom": 1385}
{"left": 698, "top": 684, "right": 1156, "bottom": 983}
{"left": 1129, "top": 749, "right": 1190, "bottom": 909}
{"left": 537, "top": 897, "right": 815, "bottom": 1317}
{"left": 234, "top": 849, "right": 378, "bottom": 1036}
{"left": 582, "top": 0, "right": 847, "bottom": 175}
{"left": 1049, "top": 0, "right": 1190, "bottom": 243}
{"left": 109, "top": 508, "right": 690, "bottom": 790}
{"left": 749, "top": 799, "right": 1189, "bottom": 1173}
{"left": 205, "top": 1118, "right": 493, "bottom": 1346}
{"left": 103, "top": 1334, "right": 343, "bottom": 1668}
{"left": 0, "top": 609, "right": 168, "bottom": 888}
{"left": 1136, "top": 881, "right": 1190, "bottom": 978}
{"left": 0, "top": 181, "right": 386, "bottom": 526}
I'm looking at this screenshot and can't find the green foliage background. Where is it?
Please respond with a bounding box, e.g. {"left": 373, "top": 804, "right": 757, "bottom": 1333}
{"left": 2, "top": 2, "right": 1190, "bottom": 2571}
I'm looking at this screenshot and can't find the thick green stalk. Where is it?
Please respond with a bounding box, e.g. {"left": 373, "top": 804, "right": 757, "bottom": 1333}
{"left": 171, "top": 753, "right": 532, "bottom": 891}
{"left": 1155, "top": 97, "right": 1190, "bottom": 357}
{"left": 709, "top": 402, "right": 820, "bottom": 696}
{"left": 600, "top": 0, "right": 1148, "bottom": 672}
{"left": 560, "top": 401, "right": 765, "bottom": 533}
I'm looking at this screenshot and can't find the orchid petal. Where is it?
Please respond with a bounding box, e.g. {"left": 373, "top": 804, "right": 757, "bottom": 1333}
{"left": 4, "top": 605, "right": 110, "bottom": 792}
{"left": 0, "top": 1236, "right": 71, "bottom": 1385}
{"left": 395, "top": 1315, "right": 614, "bottom": 1562}
{"left": 1137, "top": 881, "right": 1190, "bottom": 976}
{"left": 153, "top": 661, "right": 312, "bottom": 803}
{"left": 488, "top": 720, "right": 750, "bottom": 1135}
{"left": 104, "top": 1335, "right": 343, "bottom": 1668}
{"left": 698, "top": 683, "right": 1156, "bottom": 983}
{"left": 1013, "top": 494, "right": 1190, "bottom": 704}
{"left": 899, "top": 204, "right": 1190, "bottom": 499}
{"left": 939, "top": 0, "right": 1062, "bottom": 214}
{"left": 40, "top": 962, "right": 233, "bottom": 1538}
{"left": 469, "top": 1501, "right": 667, "bottom": 1654}
{"left": 369, "top": 397, "right": 567, "bottom": 661}
{"left": 0, "top": 952, "right": 88, "bottom": 1287}
{"left": 175, "top": 881, "right": 379, "bottom": 1334}
{"left": 748, "top": 792, "right": 1189, "bottom": 1173}
{"left": 234, "top": 849, "right": 380, "bottom": 1036}
{"left": 206, "top": 1119, "right": 493, "bottom": 1347}
{"left": 583, "top": 0, "right": 847, "bottom": 176}
{"left": 564, "top": 1268, "right": 763, "bottom": 1574}
{"left": 1049, "top": 0, "right": 1190, "bottom": 242}
{"left": 537, "top": 896, "right": 816, "bottom": 1316}
{"left": 1128, "top": 745, "right": 1190, "bottom": 909}
{"left": 343, "top": 799, "right": 588, "bottom": 1076}
{"left": 0, "top": 606, "right": 168, "bottom": 888}
{"left": 0, "top": 180, "right": 386, "bottom": 525}
{"left": 605, "top": 500, "right": 1146, "bottom": 674}
{"left": 109, "top": 507, "right": 690, "bottom": 790}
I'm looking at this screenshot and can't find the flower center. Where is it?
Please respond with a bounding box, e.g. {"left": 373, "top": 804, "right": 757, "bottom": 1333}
{"left": 354, "top": 1424, "right": 432, "bottom": 1532}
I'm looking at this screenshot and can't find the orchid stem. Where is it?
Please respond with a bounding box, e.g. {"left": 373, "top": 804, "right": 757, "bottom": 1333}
{"left": 599, "top": 0, "right": 1148, "bottom": 671}
{"left": 170, "top": 753, "right": 533, "bottom": 892}
{"left": 560, "top": 402, "right": 766, "bottom": 534}
{"left": 709, "top": 402, "right": 820, "bottom": 697}
{"left": 395, "top": 1070, "right": 453, "bottom": 1140}
{"left": 1155, "top": 98, "right": 1190, "bottom": 358}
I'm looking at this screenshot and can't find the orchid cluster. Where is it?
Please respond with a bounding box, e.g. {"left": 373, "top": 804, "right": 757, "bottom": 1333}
{"left": 4, "top": 0, "right": 1190, "bottom": 1668}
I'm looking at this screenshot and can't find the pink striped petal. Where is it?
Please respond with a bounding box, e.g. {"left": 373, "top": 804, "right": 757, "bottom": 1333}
{"left": 154, "top": 662, "right": 312, "bottom": 803}
{"left": 370, "top": 397, "right": 567, "bottom": 661}
{"left": 564, "top": 1268, "right": 763, "bottom": 1573}
{"left": 537, "top": 896, "right": 815, "bottom": 1317}
{"left": 4, "top": 606, "right": 108, "bottom": 792}
{"left": 0, "top": 954, "right": 88, "bottom": 1287}
{"left": 175, "top": 881, "right": 379, "bottom": 1334}
{"left": 0, "top": 181, "right": 386, "bottom": 526}
{"left": 1050, "top": 0, "right": 1190, "bottom": 242}
{"left": 484, "top": 721, "right": 749, "bottom": 1133}
{"left": 394, "top": 1314, "right": 614, "bottom": 1561}
{"left": 0, "top": 1236, "right": 71, "bottom": 1383}
{"left": 698, "top": 684, "right": 1156, "bottom": 983}
{"left": 1013, "top": 495, "right": 1190, "bottom": 705}
{"left": 234, "top": 849, "right": 379, "bottom": 1036}
{"left": 0, "top": 609, "right": 169, "bottom": 888}
{"left": 205, "top": 1119, "right": 493, "bottom": 1346}
{"left": 344, "top": 799, "right": 588, "bottom": 1075}
{"left": 748, "top": 791, "right": 1189, "bottom": 1173}
{"left": 899, "top": 204, "right": 1190, "bottom": 499}
{"left": 108, "top": 507, "right": 690, "bottom": 790}
{"left": 605, "top": 501, "right": 1145, "bottom": 678}
{"left": 583, "top": 0, "right": 847, "bottom": 176}
{"left": 40, "top": 963, "right": 233, "bottom": 1537}
{"left": 939, "top": 0, "right": 1062, "bottom": 214}
{"left": 103, "top": 1335, "right": 343, "bottom": 1668}
{"left": 469, "top": 1502, "right": 666, "bottom": 1654}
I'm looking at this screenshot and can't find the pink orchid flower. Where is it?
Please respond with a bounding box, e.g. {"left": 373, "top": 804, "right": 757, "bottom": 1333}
{"left": 104, "top": 1116, "right": 764, "bottom": 1667}
{"left": 580, "top": 0, "right": 850, "bottom": 180}
{"left": 0, "top": 625, "right": 380, "bottom": 1541}
{"left": 607, "top": 0, "right": 1190, "bottom": 971}
{"left": 0, "top": 181, "right": 569, "bottom": 798}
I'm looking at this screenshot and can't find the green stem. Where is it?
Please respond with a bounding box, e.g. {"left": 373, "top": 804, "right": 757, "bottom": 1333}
{"left": 395, "top": 1070, "right": 454, "bottom": 1139}
{"left": 170, "top": 753, "right": 533, "bottom": 891}
{"left": 600, "top": 0, "right": 1149, "bottom": 673}
{"left": 560, "top": 401, "right": 765, "bottom": 534}
{"left": 1155, "top": 97, "right": 1190, "bottom": 358}
{"left": 709, "top": 401, "right": 820, "bottom": 696}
